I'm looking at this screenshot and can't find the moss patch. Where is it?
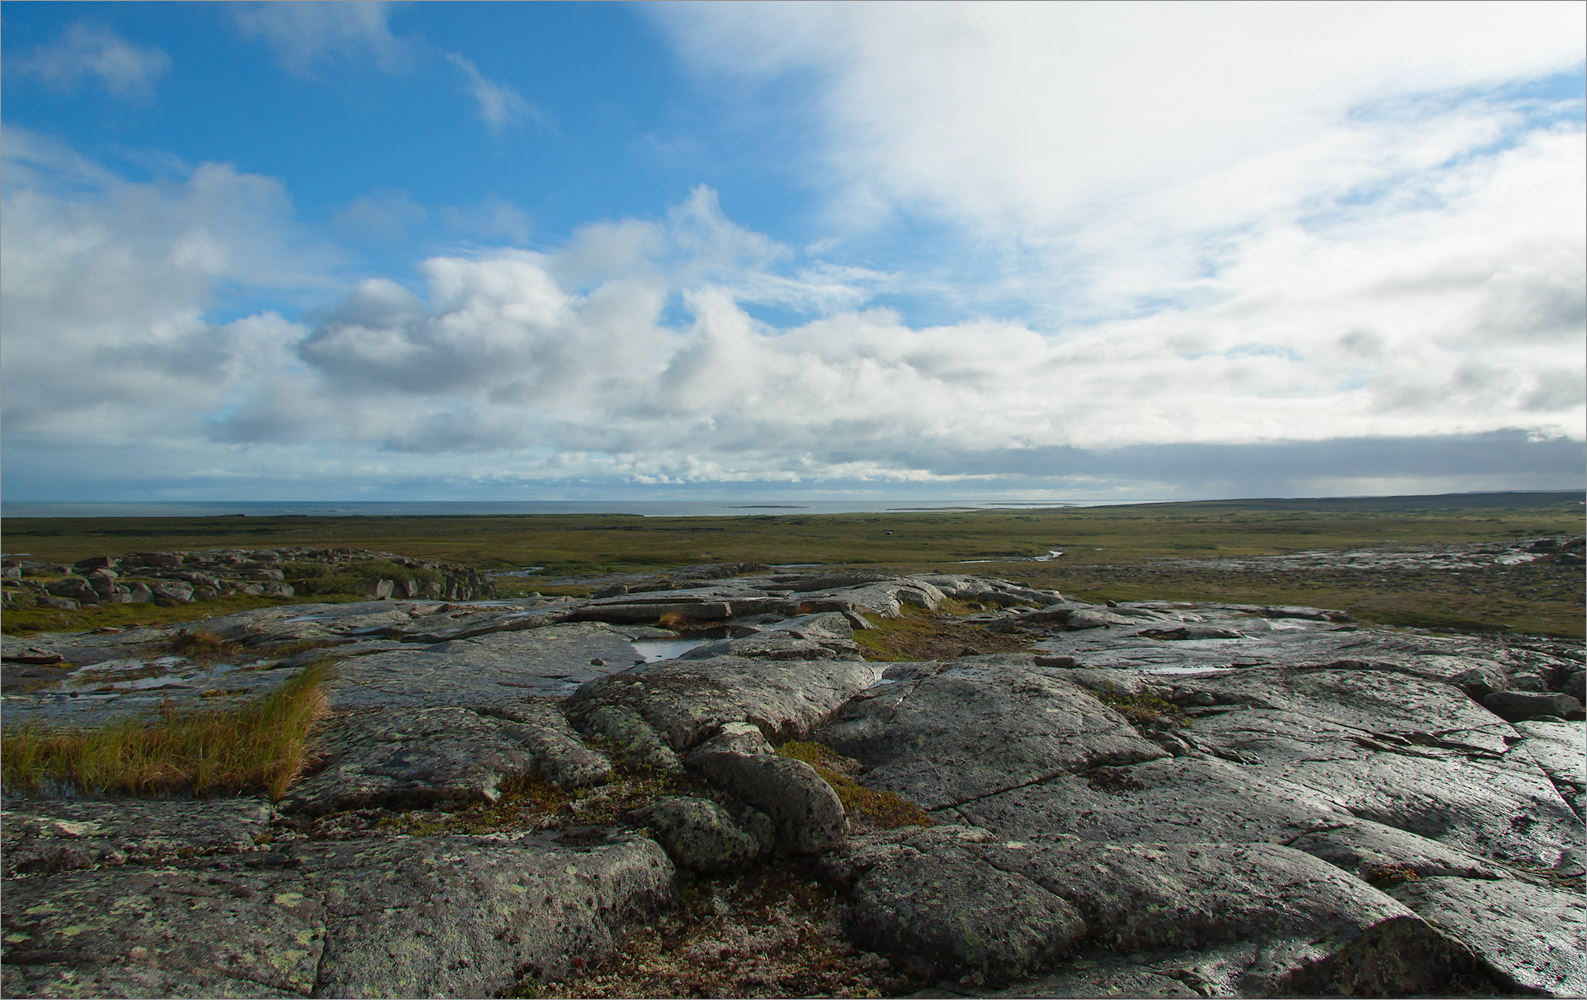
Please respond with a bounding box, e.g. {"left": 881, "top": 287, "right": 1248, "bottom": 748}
{"left": 851, "top": 602, "right": 1033, "bottom": 663}
{"left": 1093, "top": 684, "right": 1188, "bottom": 729}
{"left": 776, "top": 741, "right": 933, "bottom": 831}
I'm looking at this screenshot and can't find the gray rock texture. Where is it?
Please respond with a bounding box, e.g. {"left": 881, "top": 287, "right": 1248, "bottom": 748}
{"left": 3, "top": 571, "right": 1582, "bottom": 999}
{"left": 1387, "top": 875, "right": 1586, "bottom": 997}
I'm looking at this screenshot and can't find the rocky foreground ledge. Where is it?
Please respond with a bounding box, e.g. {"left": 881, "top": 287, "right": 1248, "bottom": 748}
{"left": 2, "top": 566, "right": 1583, "bottom": 998}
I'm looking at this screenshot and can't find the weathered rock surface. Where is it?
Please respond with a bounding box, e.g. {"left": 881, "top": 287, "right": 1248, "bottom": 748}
{"left": 279, "top": 706, "right": 544, "bottom": 815}
{"left": 1, "top": 799, "right": 276, "bottom": 878}
{"left": 568, "top": 654, "right": 885, "bottom": 750}
{"left": 295, "top": 833, "right": 671, "bottom": 997}
{"left": 686, "top": 725, "right": 848, "bottom": 853}
{"left": 815, "top": 656, "right": 1169, "bottom": 810}
{"left": 3, "top": 859, "right": 326, "bottom": 996}
{"left": 1387, "top": 875, "right": 1586, "bottom": 997}
{"left": 630, "top": 795, "right": 771, "bottom": 871}
{"left": 3, "top": 568, "right": 1582, "bottom": 999}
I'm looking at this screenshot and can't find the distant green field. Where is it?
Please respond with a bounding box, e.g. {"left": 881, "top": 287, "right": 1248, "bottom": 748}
{"left": 3, "top": 491, "right": 1582, "bottom": 638}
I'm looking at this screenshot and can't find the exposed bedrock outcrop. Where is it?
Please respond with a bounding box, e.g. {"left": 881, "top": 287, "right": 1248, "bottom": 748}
{"left": 3, "top": 570, "right": 1582, "bottom": 998}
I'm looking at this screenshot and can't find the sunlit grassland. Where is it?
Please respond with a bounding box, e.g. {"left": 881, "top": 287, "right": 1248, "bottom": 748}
{"left": 1, "top": 661, "right": 333, "bottom": 800}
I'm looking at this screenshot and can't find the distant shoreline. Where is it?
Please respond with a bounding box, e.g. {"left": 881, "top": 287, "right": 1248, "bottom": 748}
{"left": 2, "top": 490, "right": 1579, "bottom": 519}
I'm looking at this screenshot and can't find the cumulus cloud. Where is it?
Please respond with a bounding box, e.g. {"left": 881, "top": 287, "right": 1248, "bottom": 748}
{"left": 6, "top": 0, "right": 1584, "bottom": 510}
{"left": 13, "top": 23, "right": 171, "bottom": 101}
{"left": 190, "top": 162, "right": 1579, "bottom": 487}
{"left": 0, "top": 128, "right": 335, "bottom": 445}
{"left": 654, "top": 2, "right": 1586, "bottom": 322}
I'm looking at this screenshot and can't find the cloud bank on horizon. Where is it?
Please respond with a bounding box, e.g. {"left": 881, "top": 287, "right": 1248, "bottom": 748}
{"left": 2, "top": 2, "right": 1583, "bottom": 501}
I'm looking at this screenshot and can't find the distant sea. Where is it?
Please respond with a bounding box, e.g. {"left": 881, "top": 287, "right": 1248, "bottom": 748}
{"left": 0, "top": 499, "right": 1155, "bottom": 519}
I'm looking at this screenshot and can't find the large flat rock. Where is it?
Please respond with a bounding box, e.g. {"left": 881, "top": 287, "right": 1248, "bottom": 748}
{"left": 322, "top": 623, "right": 644, "bottom": 708}
{"left": 2, "top": 858, "right": 325, "bottom": 997}
{"left": 569, "top": 654, "right": 885, "bottom": 750}
{"left": 280, "top": 706, "right": 543, "bottom": 815}
{"left": 815, "top": 657, "right": 1169, "bottom": 810}
{"left": 296, "top": 833, "right": 672, "bottom": 998}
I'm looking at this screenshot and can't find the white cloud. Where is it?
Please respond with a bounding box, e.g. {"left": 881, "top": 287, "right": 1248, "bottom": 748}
{"left": 655, "top": 2, "right": 1586, "bottom": 322}
{"left": 445, "top": 53, "right": 539, "bottom": 133}
{"left": 0, "top": 130, "right": 336, "bottom": 445}
{"left": 233, "top": 1, "right": 413, "bottom": 76}
{"left": 13, "top": 23, "right": 171, "bottom": 101}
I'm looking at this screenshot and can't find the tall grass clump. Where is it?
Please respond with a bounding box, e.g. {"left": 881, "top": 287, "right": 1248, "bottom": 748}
{"left": 1, "top": 660, "right": 333, "bottom": 801}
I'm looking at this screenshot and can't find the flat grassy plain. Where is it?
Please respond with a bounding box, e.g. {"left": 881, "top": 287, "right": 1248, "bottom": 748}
{"left": 3, "top": 491, "right": 1582, "bottom": 638}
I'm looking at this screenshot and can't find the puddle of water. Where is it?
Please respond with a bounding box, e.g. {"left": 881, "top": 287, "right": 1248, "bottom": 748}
{"left": 631, "top": 637, "right": 709, "bottom": 663}
{"left": 489, "top": 567, "right": 546, "bottom": 577}
{"left": 1495, "top": 552, "right": 1542, "bottom": 566}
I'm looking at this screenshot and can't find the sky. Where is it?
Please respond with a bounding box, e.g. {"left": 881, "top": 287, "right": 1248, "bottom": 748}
{"left": 2, "top": 1, "right": 1584, "bottom": 503}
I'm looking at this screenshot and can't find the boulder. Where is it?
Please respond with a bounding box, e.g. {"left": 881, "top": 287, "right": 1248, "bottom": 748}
{"left": 686, "top": 727, "right": 847, "bottom": 853}
{"left": 630, "top": 795, "right": 770, "bottom": 871}
{"left": 150, "top": 581, "right": 195, "bottom": 606}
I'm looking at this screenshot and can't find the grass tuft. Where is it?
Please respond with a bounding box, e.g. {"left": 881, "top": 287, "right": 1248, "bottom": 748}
{"left": 1093, "top": 684, "right": 1188, "bottom": 728}
{"left": 776, "top": 741, "right": 933, "bottom": 830}
{"left": 1, "top": 660, "right": 334, "bottom": 800}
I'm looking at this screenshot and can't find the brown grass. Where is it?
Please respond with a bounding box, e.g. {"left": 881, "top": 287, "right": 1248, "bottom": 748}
{"left": 1, "top": 660, "right": 333, "bottom": 800}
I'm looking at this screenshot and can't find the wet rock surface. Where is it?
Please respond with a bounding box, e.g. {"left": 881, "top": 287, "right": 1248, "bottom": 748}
{"left": 3, "top": 566, "right": 1583, "bottom": 997}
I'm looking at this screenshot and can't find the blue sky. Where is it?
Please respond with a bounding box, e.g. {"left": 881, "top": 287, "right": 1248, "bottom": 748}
{"left": 2, "top": 2, "right": 1584, "bottom": 502}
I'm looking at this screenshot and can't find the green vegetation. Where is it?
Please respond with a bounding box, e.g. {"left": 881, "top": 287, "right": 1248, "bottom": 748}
{"left": 4, "top": 491, "right": 1580, "bottom": 637}
{"left": 280, "top": 557, "right": 441, "bottom": 596}
{"left": 1, "top": 660, "right": 333, "bottom": 800}
{"left": 850, "top": 600, "right": 1034, "bottom": 662}
{"left": 777, "top": 740, "right": 933, "bottom": 830}
{"left": 1093, "top": 684, "right": 1188, "bottom": 728}
{"left": 0, "top": 592, "right": 310, "bottom": 638}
